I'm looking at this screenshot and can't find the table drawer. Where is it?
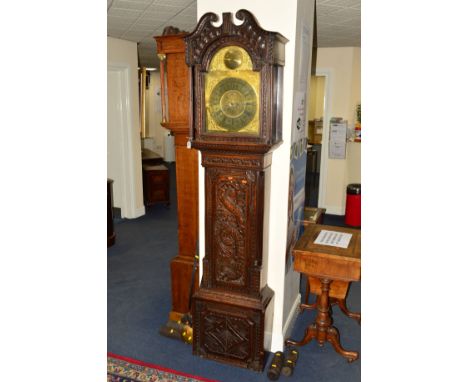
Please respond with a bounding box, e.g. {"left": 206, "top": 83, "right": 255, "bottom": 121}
{"left": 294, "top": 253, "right": 360, "bottom": 282}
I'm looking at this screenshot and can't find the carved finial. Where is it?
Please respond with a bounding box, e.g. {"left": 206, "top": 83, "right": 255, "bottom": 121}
{"left": 222, "top": 12, "right": 233, "bottom": 34}
{"left": 162, "top": 26, "right": 187, "bottom": 35}
{"left": 185, "top": 9, "right": 287, "bottom": 67}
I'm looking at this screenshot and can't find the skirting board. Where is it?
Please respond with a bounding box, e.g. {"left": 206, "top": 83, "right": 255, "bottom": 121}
{"left": 126, "top": 206, "right": 146, "bottom": 219}
{"left": 264, "top": 293, "right": 301, "bottom": 352}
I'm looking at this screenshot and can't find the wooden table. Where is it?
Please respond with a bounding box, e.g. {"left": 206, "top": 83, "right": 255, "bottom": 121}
{"left": 285, "top": 224, "right": 361, "bottom": 362}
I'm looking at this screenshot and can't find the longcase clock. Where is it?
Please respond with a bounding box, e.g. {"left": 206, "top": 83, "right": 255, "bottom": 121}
{"left": 185, "top": 9, "right": 287, "bottom": 371}
{"left": 154, "top": 32, "right": 199, "bottom": 322}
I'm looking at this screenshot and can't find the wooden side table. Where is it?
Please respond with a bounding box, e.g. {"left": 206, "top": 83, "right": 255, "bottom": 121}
{"left": 285, "top": 224, "right": 361, "bottom": 362}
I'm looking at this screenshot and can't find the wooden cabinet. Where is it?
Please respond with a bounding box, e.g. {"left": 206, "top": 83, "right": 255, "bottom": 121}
{"left": 142, "top": 148, "right": 163, "bottom": 167}
{"left": 143, "top": 165, "right": 170, "bottom": 206}
{"left": 308, "top": 119, "right": 323, "bottom": 144}
{"left": 155, "top": 33, "right": 199, "bottom": 322}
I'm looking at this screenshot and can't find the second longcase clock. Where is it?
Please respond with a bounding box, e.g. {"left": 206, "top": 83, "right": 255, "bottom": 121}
{"left": 154, "top": 32, "right": 199, "bottom": 322}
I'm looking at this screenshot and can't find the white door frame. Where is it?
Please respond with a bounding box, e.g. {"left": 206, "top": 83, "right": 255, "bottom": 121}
{"left": 108, "top": 63, "right": 145, "bottom": 218}
{"left": 314, "top": 68, "right": 333, "bottom": 209}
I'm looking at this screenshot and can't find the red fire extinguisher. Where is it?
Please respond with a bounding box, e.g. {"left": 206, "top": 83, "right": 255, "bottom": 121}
{"left": 345, "top": 183, "right": 361, "bottom": 227}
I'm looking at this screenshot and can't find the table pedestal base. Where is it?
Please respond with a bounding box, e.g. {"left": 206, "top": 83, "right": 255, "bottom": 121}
{"left": 286, "top": 278, "right": 359, "bottom": 363}
{"left": 300, "top": 297, "right": 361, "bottom": 325}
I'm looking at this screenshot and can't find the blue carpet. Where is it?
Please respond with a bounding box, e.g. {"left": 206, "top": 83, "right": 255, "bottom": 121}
{"left": 108, "top": 163, "right": 360, "bottom": 381}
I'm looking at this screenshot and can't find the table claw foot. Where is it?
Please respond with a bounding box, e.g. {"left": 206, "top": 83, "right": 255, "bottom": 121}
{"left": 337, "top": 299, "right": 361, "bottom": 325}
{"left": 327, "top": 327, "right": 359, "bottom": 362}
{"left": 285, "top": 324, "right": 317, "bottom": 348}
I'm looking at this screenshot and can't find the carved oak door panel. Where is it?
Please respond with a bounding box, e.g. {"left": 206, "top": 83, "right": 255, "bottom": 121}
{"left": 204, "top": 167, "right": 263, "bottom": 296}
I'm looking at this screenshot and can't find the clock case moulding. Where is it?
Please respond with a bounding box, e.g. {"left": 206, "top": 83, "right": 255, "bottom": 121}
{"left": 185, "top": 9, "right": 288, "bottom": 154}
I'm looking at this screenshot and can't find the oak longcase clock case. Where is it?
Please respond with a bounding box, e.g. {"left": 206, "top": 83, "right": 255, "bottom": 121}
{"left": 185, "top": 9, "right": 287, "bottom": 371}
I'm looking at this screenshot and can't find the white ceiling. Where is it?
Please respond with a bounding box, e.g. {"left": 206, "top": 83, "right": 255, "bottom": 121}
{"left": 107, "top": 0, "right": 360, "bottom": 68}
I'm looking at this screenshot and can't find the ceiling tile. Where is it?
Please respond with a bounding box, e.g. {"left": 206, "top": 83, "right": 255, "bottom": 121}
{"left": 320, "top": 0, "right": 360, "bottom": 7}
{"left": 317, "top": 4, "right": 344, "bottom": 15}
{"left": 335, "top": 16, "right": 361, "bottom": 27}
{"left": 113, "top": 0, "right": 153, "bottom": 10}
{"left": 109, "top": 0, "right": 360, "bottom": 50}
{"left": 127, "top": 24, "right": 156, "bottom": 32}
{"left": 108, "top": 7, "right": 142, "bottom": 18}
{"left": 173, "top": 14, "right": 196, "bottom": 23}
{"left": 155, "top": 0, "right": 193, "bottom": 6}
{"left": 146, "top": 4, "right": 185, "bottom": 15}
{"left": 107, "top": 15, "right": 135, "bottom": 29}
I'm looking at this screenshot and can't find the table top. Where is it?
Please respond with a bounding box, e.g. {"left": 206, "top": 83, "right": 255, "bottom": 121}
{"left": 143, "top": 164, "right": 168, "bottom": 171}
{"left": 293, "top": 224, "right": 361, "bottom": 282}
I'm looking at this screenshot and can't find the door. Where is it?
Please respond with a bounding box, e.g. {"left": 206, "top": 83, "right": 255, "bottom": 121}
{"left": 305, "top": 75, "right": 326, "bottom": 207}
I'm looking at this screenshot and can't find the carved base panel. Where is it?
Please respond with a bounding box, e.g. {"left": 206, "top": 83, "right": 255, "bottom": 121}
{"left": 169, "top": 255, "right": 198, "bottom": 321}
{"left": 192, "top": 288, "right": 272, "bottom": 371}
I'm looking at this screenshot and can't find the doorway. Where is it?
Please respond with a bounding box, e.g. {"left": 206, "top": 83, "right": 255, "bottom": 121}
{"left": 305, "top": 75, "right": 326, "bottom": 208}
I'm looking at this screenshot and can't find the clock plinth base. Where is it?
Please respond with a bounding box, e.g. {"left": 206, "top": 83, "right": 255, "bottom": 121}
{"left": 169, "top": 255, "right": 199, "bottom": 321}
{"left": 192, "top": 286, "right": 273, "bottom": 371}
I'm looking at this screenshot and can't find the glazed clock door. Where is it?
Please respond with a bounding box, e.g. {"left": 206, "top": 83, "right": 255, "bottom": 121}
{"left": 204, "top": 46, "right": 260, "bottom": 136}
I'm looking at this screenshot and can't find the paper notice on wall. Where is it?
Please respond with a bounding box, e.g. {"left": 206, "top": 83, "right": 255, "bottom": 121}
{"left": 330, "top": 122, "right": 347, "bottom": 142}
{"left": 314, "top": 230, "right": 352, "bottom": 248}
{"left": 329, "top": 121, "right": 347, "bottom": 159}
{"left": 329, "top": 141, "right": 346, "bottom": 159}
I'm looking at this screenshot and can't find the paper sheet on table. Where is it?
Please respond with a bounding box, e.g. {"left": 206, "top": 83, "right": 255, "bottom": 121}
{"left": 314, "top": 230, "right": 352, "bottom": 248}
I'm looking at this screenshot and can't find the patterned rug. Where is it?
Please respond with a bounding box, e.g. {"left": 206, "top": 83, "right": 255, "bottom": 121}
{"left": 107, "top": 353, "right": 218, "bottom": 382}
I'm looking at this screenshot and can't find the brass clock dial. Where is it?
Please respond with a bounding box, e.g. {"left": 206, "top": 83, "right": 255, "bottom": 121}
{"left": 208, "top": 77, "right": 257, "bottom": 132}
{"left": 204, "top": 46, "right": 260, "bottom": 135}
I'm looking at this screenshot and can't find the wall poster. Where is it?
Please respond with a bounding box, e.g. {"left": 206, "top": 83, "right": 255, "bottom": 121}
{"left": 285, "top": 24, "right": 311, "bottom": 272}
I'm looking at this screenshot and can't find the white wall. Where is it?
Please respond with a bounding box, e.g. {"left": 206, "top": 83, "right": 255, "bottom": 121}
{"left": 316, "top": 47, "right": 361, "bottom": 214}
{"left": 107, "top": 37, "right": 145, "bottom": 218}
{"left": 197, "top": 0, "right": 314, "bottom": 352}
{"left": 282, "top": 0, "right": 315, "bottom": 344}
{"left": 308, "top": 76, "right": 325, "bottom": 121}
